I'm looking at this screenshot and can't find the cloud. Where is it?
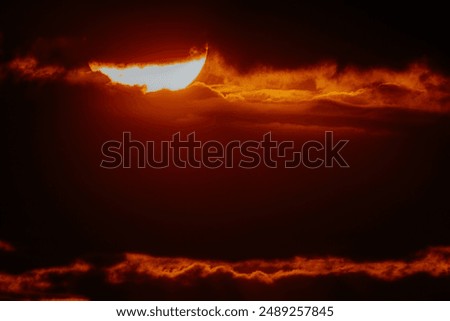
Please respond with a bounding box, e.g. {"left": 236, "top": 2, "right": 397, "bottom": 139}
{"left": 7, "top": 56, "right": 109, "bottom": 86}
{"left": 198, "top": 54, "right": 450, "bottom": 112}
{"left": 0, "top": 241, "right": 14, "bottom": 252}
{"left": 8, "top": 57, "right": 65, "bottom": 79}
{"left": 0, "top": 261, "right": 90, "bottom": 300}
{"left": 107, "top": 246, "right": 450, "bottom": 284}
{"left": 6, "top": 51, "right": 450, "bottom": 114}
{"left": 0, "top": 247, "right": 449, "bottom": 299}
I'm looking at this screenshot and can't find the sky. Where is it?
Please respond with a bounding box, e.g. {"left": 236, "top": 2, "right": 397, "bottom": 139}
{"left": 1, "top": 1, "right": 450, "bottom": 300}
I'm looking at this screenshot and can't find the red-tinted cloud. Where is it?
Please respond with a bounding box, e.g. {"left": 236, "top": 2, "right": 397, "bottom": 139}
{"left": 6, "top": 52, "right": 450, "bottom": 113}
{"left": 1, "top": 247, "right": 448, "bottom": 299}
{"left": 0, "top": 261, "right": 90, "bottom": 299}
{"left": 8, "top": 57, "right": 64, "bottom": 79}
{"left": 107, "top": 246, "right": 450, "bottom": 284}
{"left": 0, "top": 241, "right": 14, "bottom": 252}
{"left": 198, "top": 54, "right": 450, "bottom": 112}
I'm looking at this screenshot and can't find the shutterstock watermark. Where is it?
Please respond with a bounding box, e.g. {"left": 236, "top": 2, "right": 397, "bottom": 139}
{"left": 100, "top": 131, "right": 349, "bottom": 169}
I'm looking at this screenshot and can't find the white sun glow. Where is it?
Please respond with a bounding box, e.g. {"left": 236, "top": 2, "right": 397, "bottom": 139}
{"left": 89, "top": 54, "right": 206, "bottom": 92}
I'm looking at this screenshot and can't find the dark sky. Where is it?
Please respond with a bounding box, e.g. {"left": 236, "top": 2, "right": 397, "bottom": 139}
{"left": 1, "top": 0, "right": 450, "bottom": 300}
{"left": 1, "top": 1, "right": 449, "bottom": 70}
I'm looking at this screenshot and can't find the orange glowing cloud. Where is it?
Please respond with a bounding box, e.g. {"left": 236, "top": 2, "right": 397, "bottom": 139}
{"left": 0, "top": 247, "right": 449, "bottom": 299}
{"left": 6, "top": 51, "right": 450, "bottom": 113}
{"left": 107, "top": 247, "right": 450, "bottom": 284}
{"left": 8, "top": 57, "right": 64, "bottom": 79}
{"left": 198, "top": 54, "right": 450, "bottom": 112}
{"left": 89, "top": 53, "right": 207, "bottom": 92}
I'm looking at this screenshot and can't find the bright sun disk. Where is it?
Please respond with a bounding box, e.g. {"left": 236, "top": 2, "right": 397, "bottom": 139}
{"left": 89, "top": 54, "right": 206, "bottom": 92}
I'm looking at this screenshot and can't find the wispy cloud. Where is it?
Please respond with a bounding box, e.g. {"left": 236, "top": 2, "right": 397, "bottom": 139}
{"left": 0, "top": 247, "right": 448, "bottom": 299}
{"left": 6, "top": 52, "right": 450, "bottom": 113}
{"left": 107, "top": 246, "right": 450, "bottom": 284}
{"left": 198, "top": 54, "right": 450, "bottom": 112}
{"left": 0, "top": 261, "right": 90, "bottom": 299}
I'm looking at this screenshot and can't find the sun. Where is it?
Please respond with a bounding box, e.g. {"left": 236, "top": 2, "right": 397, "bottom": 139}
{"left": 89, "top": 53, "right": 207, "bottom": 92}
